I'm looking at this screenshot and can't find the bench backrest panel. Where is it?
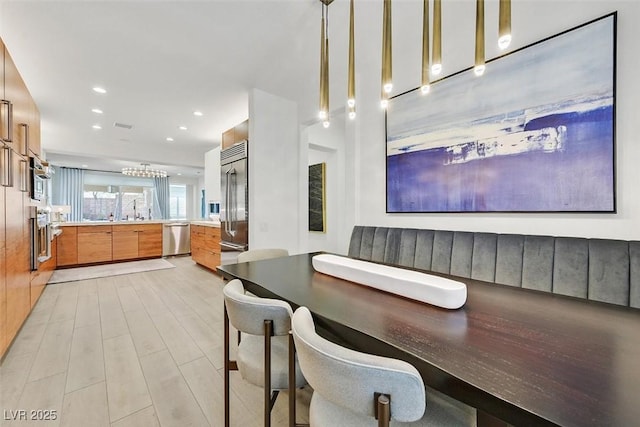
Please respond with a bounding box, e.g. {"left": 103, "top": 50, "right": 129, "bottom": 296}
{"left": 349, "top": 226, "right": 639, "bottom": 309}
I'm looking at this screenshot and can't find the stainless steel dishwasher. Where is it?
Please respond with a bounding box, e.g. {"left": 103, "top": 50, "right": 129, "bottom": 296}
{"left": 162, "top": 222, "right": 191, "bottom": 256}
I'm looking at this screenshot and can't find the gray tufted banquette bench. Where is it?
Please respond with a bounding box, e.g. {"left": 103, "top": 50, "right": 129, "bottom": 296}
{"left": 348, "top": 226, "right": 640, "bottom": 309}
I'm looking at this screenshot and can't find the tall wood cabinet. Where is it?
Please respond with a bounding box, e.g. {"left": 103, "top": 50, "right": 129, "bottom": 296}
{"left": 1, "top": 38, "right": 43, "bottom": 358}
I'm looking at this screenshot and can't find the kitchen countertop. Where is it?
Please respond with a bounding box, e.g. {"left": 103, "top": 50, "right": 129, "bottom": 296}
{"left": 57, "top": 220, "right": 169, "bottom": 226}
{"left": 56, "top": 220, "right": 221, "bottom": 227}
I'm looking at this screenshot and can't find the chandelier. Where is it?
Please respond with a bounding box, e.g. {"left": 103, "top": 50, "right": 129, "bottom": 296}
{"left": 122, "top": 163, "right": 167, "bottom": 178}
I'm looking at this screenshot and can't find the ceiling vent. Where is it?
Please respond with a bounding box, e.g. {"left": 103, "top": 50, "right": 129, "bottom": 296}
{"left": 113, "top": 122, "right": 133, "bottom": 130}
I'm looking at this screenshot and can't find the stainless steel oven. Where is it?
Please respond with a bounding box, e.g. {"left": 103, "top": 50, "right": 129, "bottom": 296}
{"left": 30, "top": 207, "right": 52, "bottom": 271}
{"left": 30, "top": 156, "right": 51, "bottom": 201}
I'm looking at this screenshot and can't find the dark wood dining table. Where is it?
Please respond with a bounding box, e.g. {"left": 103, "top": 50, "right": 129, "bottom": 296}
{"left": 217, "top": 253, "right": 640, "bottom": 427}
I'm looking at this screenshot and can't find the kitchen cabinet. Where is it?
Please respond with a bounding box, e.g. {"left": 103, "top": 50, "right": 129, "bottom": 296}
{"left": 137, "top": 224, "right": 162, "bottom": 258}
{"left": 221, "top": 119, "right": 248, "bottom": 150}
{"left": 112, "top": 223, "right": 162, "bottom": 259}
{"left": 56, "top": 226, "right": 78, "bottom": 266}
{"left": 191, "top": 224, "right": 221, "bottom": 271}
{"left": 0, "top": 37, "right": 42, "bottom": 358}
{"left": 57, "top": 223, "right": 163, "bottom": 267}
{"left": 0, "top": 246, "right": 6, "bottom": 356}
{"left": 112, "top": 226, "right": 139, "bottom": 260}
{"left": 77, "top": 225, "right": 113, "bottom": 264}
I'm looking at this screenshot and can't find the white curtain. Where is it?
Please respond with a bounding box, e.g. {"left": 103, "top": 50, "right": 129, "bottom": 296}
{"left": 153, "top": 176, "right": 170, "bottom": 219}
{"left": 52, "top": 167, "right": 85, "bottom": 222}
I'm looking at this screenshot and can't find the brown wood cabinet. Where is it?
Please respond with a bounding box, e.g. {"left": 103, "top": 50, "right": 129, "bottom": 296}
{"left": 137, "top": 224, "right": 162, "bottom": 258}
{"left": 0, "top": 245, "right": 6, "bottom": 356}
{"left": 191, "top": 224, "right": 221, "bottom": 271}
{"left": 56, "top": 226, "right": 78, "bottom": 266}
{"left": 77, "top": 226, "right": 113, "bottom": 264}
{"left": 57, "top": 223, "right": 163, "bottom": 267}
{"left": 112, "top": 227, "right": 139, "bottom": 261}
{"left": 221, "top": 119, "right": 248, "bottom": 150}
{"left": 1, "top": 37, "right": 42, "bottom": 358}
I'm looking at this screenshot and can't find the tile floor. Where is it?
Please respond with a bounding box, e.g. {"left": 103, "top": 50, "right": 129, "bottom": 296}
{"left": 0, "top": 256, "right": 311, "bottom": 426}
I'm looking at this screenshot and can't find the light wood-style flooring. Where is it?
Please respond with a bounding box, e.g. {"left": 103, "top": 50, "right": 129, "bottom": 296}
{"left": 0, "top": 256, "right": 311, "bottom": 426}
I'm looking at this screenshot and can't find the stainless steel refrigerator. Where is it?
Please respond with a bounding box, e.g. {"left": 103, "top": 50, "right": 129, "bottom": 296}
{"left": 220, "top": 140, "right": 248, "bottom": 251}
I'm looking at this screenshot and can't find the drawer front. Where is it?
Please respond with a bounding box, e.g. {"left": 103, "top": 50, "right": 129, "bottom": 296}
{"left": 77, "top": 225, "right": 112, "bottom": 233}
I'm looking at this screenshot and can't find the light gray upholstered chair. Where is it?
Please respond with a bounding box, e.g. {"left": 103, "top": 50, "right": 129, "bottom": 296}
{"left": 236, "top": 248, "right": 289, "bottom": 263}
{"left": 223, "top": 279, "right": 307, "bottom": 427}
{"left": 291, "top": 307, "right": 475, "bottom": 427}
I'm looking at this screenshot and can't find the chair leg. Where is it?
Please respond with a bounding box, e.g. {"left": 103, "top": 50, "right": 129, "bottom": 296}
{"left": 264, "top": 320, "right": 273, "bottom": 427}
{"left": 288, "top": 331, "right": 296, "bottom": 427}
{"left": 224, "top": 306, "right": 231, "bottom": 427}
{"left": 375, "top": 393, "right": 391, "bottom": 427}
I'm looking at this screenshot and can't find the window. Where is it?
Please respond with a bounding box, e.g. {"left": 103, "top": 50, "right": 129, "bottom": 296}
{"left": 82, "top": 171, "right": 156, "bottom": 221}
{"left": 169, "top": 184, "right": 187, "bottom": 219}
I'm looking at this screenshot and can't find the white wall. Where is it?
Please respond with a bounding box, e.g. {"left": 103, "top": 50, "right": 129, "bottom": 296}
{"left": 301, "top": 115, "right": 346, "bottom": 254}
{"left": 204, "top": 146, "right": 221, "bottom": 212}
{"left": 343, "top": 0, "right": 640, "bottom": 240}
{"left": 248, "top": 88, "right": 300, "bottom": 252}
{"left": 169, "top": 175, "right": 202, "bottom": 220}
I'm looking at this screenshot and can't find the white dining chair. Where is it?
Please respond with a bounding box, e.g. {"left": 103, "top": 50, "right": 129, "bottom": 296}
{"left": 223, "top": 279, "right": 307, "bottom": 427}
{"left": 291, "top": 306, "right": 475, "bottom": 427}
{"left": 236, "top": 248, "right": 289, "bottom": 263}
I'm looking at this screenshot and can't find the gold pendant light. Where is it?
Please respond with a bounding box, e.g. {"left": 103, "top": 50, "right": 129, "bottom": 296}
{"left": 474, "top": 0, "right": 485, "bottom": 76}
{"left": 421, "top": 0, "right": 430, "bottom": 94}
{"left": 347, "top": 0, "right": 356, "bottom": 119}
{"left": 431, "top": 0, "right": 442, "bottom": 76}
{"left": 319, "top": 1, "right": 331, "bottom": 128}
{"left": 381, "top": 0, "right": 392, "bottom": 108}
{"left": 498, "top": 0, "right": 512, "bottom": 50}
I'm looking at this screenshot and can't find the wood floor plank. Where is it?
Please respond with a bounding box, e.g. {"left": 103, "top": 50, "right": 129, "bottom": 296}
{"left": 180, "top": 356, "right": 260, "bottom": 427}
{"left": 103, "top": 334, "right": 152, "bottom": 423}
{"left": 123, "top": 309, "right": 166, "bottom": 358}
{"left": 98, "top": 281, "right": 129, "bottom": 340}
{"left": 27, "top": 319, "right": 74, "bottom": 382}
{"left": 65, "top": 322, "right": 105, "bottom": 393}
{"left": 7, "top": 372, "right": 66, "bottom": 426}
{"left": 109, "top": 406, "right": 159, "bottom": 427}
{"left": 116, "top": 284, "right": 145, "bottom": 313}
{"left": 75, "top": 280, "right": 100, "bottom": 328}
{"left": 0, "top": 356, "right": 34, "bottom": 410}
{"left": 60, "top": 382, "right": 110, "bottom": 427}
{"left": 147, "top": 311, "right": 204, "bottom": 366}
{"left": 130, "top": 277, "right": 168, "bottom": 316}
{"left": 48, "top": 282, "right": 79, "bottom": 323}
{"left": 139, "top": 349, "right": 209, "bottom": 427}
{"left": 3, "top": 318, "right": 48, "bottom": 359}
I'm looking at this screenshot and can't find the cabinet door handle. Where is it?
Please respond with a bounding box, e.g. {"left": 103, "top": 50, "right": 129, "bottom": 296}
{"left": 20, "top": 123, "right": 29, "bottom": 156}
{"left": 19, "top": 159, "right": 29, "bottom": 192}
{"left": 1, "top": 145, "right": 12, "bottom": 187}
{"left": 1, "top": 100, "right": 13, "bottom": 143}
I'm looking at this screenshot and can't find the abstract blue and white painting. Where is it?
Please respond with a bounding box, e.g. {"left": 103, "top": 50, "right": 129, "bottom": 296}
{"left": 386, "top": 14, "right": 615, "bottom": 213}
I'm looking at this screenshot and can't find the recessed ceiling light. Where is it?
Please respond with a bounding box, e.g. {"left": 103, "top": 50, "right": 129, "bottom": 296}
{"left": 92, "top": 87, "right": 107, "bottom": 94}
{"left": 177, "top": 173, "right": 182, "bottom": 176}
{"left": 193, "top": 111, "right": 203, "bottom": 117}
{"left": 178, "top": 126, "right": 187, "bottom": 131}
{"left": 166, "top": 137, "right": 174, "bottom": 142}
{"left": 92, "top": 124, "right": 102, "bottom": 129}
{"left": 81, "top": 164, "right": 88, "bottom": 168}
{"left": 91, "top": 108, "right": 103, "bottom": 114}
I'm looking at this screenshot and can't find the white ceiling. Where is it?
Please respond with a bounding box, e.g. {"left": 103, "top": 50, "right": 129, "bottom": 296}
{"left": 1, "top": 0, "right": 329, "bottom": 178}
